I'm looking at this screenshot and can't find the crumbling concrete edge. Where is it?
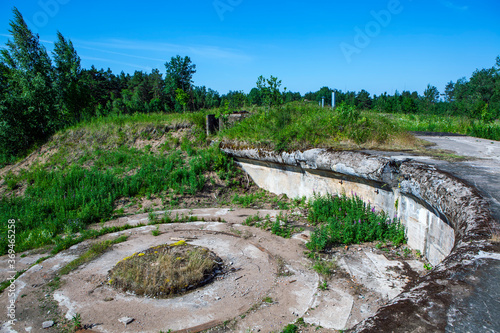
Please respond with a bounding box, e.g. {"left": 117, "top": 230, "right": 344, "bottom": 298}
{"left": 221, "top": 144, "right": 500, "bottom": 332}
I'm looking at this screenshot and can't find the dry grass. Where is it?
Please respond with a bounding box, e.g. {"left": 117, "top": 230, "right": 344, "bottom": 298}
{"left": 108, "top": 241, "right": 222, "bottom": 298}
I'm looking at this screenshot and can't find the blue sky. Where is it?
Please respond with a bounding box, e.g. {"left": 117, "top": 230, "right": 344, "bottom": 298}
{"left": 1, "top": 0, "right": 499, "bottom": 96}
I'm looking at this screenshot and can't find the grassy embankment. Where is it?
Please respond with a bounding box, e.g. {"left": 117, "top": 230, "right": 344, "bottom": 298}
{"left": 5, "top": 102, "right": 488, "bottom": 257}
{"left": 0, "top": 111, "right": 243, "bottom": 254}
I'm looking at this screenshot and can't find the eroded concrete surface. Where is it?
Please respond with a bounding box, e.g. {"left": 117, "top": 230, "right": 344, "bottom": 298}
{"left": 0, "top": 209, "right": 427, "bottom": 333}
{"left": 222, "top": 134, "right": 500, "bottom": 333}
{"left": 363, "top": 134, "right": 500, "bottom": 333}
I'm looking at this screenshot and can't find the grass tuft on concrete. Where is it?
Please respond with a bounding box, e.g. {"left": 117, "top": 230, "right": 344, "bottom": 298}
{"left": 108, "top": 242, "right": 221, "bottom": 298}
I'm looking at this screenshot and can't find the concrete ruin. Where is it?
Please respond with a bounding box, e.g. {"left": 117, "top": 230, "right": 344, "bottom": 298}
{"left": 221, "top": 144, "right": 500, "bottom": 332}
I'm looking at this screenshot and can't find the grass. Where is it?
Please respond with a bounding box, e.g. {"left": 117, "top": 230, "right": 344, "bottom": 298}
{"left": 263, "top": 296, "right": 273, "bottom": 303}
{"left": 281, "top": 324, "right": 299, "bottom": 333}
{"left": 0, "top": 270, "right": 26, "bottom": 293}
{"left": 0, "top": 113, "right": 238, "bottom": 254}
{"left": 219, "top": 102, "right": 424, "bottom": 151}
{"left": 243, "top": 213, "right": 297, "bottom": 238}
{"left": 59, "top": 235, "right": 128, "bottom": 275}
{"left": 393, "top": 113, "right": 500, "bottom": 141}
{"left": 108, "top": 242, "right": 220, "bottom": 298}
{"left": 312, "top": 256, "right": 337, "bottom": 277}
{"left": 307, "top": 193, "right": 406, "bottom": 252}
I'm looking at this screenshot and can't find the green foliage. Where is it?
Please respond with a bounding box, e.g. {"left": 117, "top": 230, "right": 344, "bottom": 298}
{"left": 263, "top": 296, "right": 273, "bottom": 303}
{"left": 244, "top": 213, "right": 296, "bottom": 238}
{"left": 312, "top": 257, "right": 337, "bottom": 277}
{"left": 318, "top": 280, "right": 328, "bottom": 290}
{"left": 394, "top": 113, "right": 500, "bottom": 141}
{"left": 281, "top": 324, "right": 298, "bottom": 333}
{"left": 220, "top": 102, "right": 404, "bottom": 151}
{"left": 59, "top": 235, "right": 128, "bottom": 275}
{"left": 256, "top": 75, "right": 284, "bottom": 108}
{"left": 0, "top": 142, "right": 235, "bottom": 254}
{"left": 0, "top": 8, "right": 59, "bottom": 155}
{"left": 164, "top": 55, "right": 196, "bottom": 111}
{"left": 175, "top": 88, "right": 190, "bottom": 111}
{"left": 152, "top": 226, "right": 161, "bottom": 236}
{"left": 306, "top": 193, "right": 406, "bottom": 252}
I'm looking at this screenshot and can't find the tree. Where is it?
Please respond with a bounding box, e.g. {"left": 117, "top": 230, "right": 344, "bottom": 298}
{"left": 248, "top": 87, "right": 262, "bottom": 105}
{"left": 175, "top": 88, "right": 189, "bottom": 111}
{"left": 0, "top": 7, "right": 58, "bottom": 155}
{"left": 164, "top": 55, "right": 196, "bottom": 111}
{"left": 356, "top": 89, "right": 372, "bottom": 109}
{"left": 424, "top": 84, "right": 440, "bottom": 104}
{"left": 444, "top": 81, "right": 455, "bottom": 102}
{"left": 256, "top": 75, "right": 283, "bottom": 108}
{"left": 53, "top": 31, "right": 85, "bottom": 123}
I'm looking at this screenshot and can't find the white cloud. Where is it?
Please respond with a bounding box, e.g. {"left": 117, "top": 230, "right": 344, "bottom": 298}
{"left": 72, "top": 38, "right": 252, "bottom": 63}
{"left": 442, "top": 1, "right": 469, "bottom": 11}
{"left": 79, "top": 55, "right": 153, "bottom": 71}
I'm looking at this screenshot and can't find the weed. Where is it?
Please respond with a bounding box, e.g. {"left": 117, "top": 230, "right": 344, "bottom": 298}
{"left": 295, "top": 317, "right": 306, "bottom": 326}
{"left": 306, "top": 193, "right": 406, "bottom": 252}
{"left": 424, "top": 263, "right": 433, "bottom": 270}
{"left": 152, "top": 226, "right": 161, "bottom": 236}
{"left": 0, "top": 270, "right": 26, "bottom": 293}
{"left": 312, "top": 257, "right": 337, "bottom": 277}
{"left": 148, "top": 212, "right": 159, "bottom": 224}
{"left": 59, "top": 235, "right": 128, "bottom": 276}
{"left": 263, "top": 296, "right": 273, "bottom": 303}
{"left": 71, "top": 313, "right": 82, "bottom": 330}
{"left": 0, "top": 141, "right": 236, "bottom": 254}
{"left": 219, "top": 102, "right": 420, "bottom": 151}
{"left": 281, "top": 324, "right": 298, "bottom": 333}
{"left": 318, "top": 280, "right": 328, "bottom": 291}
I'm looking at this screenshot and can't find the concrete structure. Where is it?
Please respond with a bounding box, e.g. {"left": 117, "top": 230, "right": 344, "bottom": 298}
{"left": 221, "top": 144, "right": 500, "bottom": 332}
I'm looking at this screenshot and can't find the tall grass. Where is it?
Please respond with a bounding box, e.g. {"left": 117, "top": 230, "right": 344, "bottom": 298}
{"left": 306, "top": 194, "right": 406, "bottom": 251}
{"left": 393, "top": 113, "right": 500, "bottom": 141}
{"left": 0, "top": 142, "right": 235, "bottom": 254}
{"left": 219, "top": 102, "right": 417, "bottom": 151}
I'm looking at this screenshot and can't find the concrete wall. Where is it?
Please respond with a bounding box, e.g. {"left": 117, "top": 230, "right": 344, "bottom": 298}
{"left": 236, "top": 158, "right": 454, "bottom": 266}
{"left": 221, "top": 145, "right": 499, "bottom": 332}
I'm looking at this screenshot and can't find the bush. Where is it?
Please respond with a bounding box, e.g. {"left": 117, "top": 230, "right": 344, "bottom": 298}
{"left": 306, "top": 193, "right": 406, "bottom": 251}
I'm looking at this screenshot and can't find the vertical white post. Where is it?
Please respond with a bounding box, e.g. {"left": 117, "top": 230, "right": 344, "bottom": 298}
{"left": 322, "top": 97, "right": 325, "bottom": 108}
{"left": 332, "top": 91, "right": 335, "bottom": 109}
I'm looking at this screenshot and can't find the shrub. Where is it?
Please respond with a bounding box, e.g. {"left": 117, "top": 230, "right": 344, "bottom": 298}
{"left": 306, "top": 193, "right": 406, "bottom": 251}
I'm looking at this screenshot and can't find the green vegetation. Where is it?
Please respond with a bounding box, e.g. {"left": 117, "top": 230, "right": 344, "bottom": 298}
{"left": 108, "top": 242, "right": 219, "bottom": 298}
{"left": 220, "top": 102, "right": 419, "bottom": 151}
{"left": 318, "top": 280, "right": 329, "bottom": 291}
{"left": 0, "top": 139, "right": 235, "bottom": 254}
{"left": 243, "top": 213, "right": 296, "bottom": 238}
{"left": 312, "top": 257, "right": 337, "bottom": 277}
{"left": 263, "top": 296, "right": 273, "bottom": 303}
{"left": 59, "top": 235, "right": 128, "bottom": 275}
{"left": 306, "top": 194, "right": 406, "bottom": 252}
{"left": 281, "top": 324, "right": 299, "bottom": 333}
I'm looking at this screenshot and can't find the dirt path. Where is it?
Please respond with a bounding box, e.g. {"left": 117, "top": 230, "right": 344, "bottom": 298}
{"left": 0, "top": 208, "right": 426, "bottom": 333}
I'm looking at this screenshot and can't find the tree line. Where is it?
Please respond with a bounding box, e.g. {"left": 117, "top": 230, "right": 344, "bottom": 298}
{"left": 1, "top": 7, "right": 499, "bottom": 160}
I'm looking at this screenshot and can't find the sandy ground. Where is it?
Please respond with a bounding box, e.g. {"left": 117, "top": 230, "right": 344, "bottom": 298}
{"left": 0, "top": 208, "right": 427, "bottom": 333}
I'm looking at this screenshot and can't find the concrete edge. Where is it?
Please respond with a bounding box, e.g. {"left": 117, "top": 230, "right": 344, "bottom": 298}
{"left": 220, "top": 144, "right": 500, "bottom": 332}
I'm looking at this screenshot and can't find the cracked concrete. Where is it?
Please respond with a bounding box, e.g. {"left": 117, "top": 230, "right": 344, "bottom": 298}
{"left": 221, "top": 134, "right": 500, "bottom": 333}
